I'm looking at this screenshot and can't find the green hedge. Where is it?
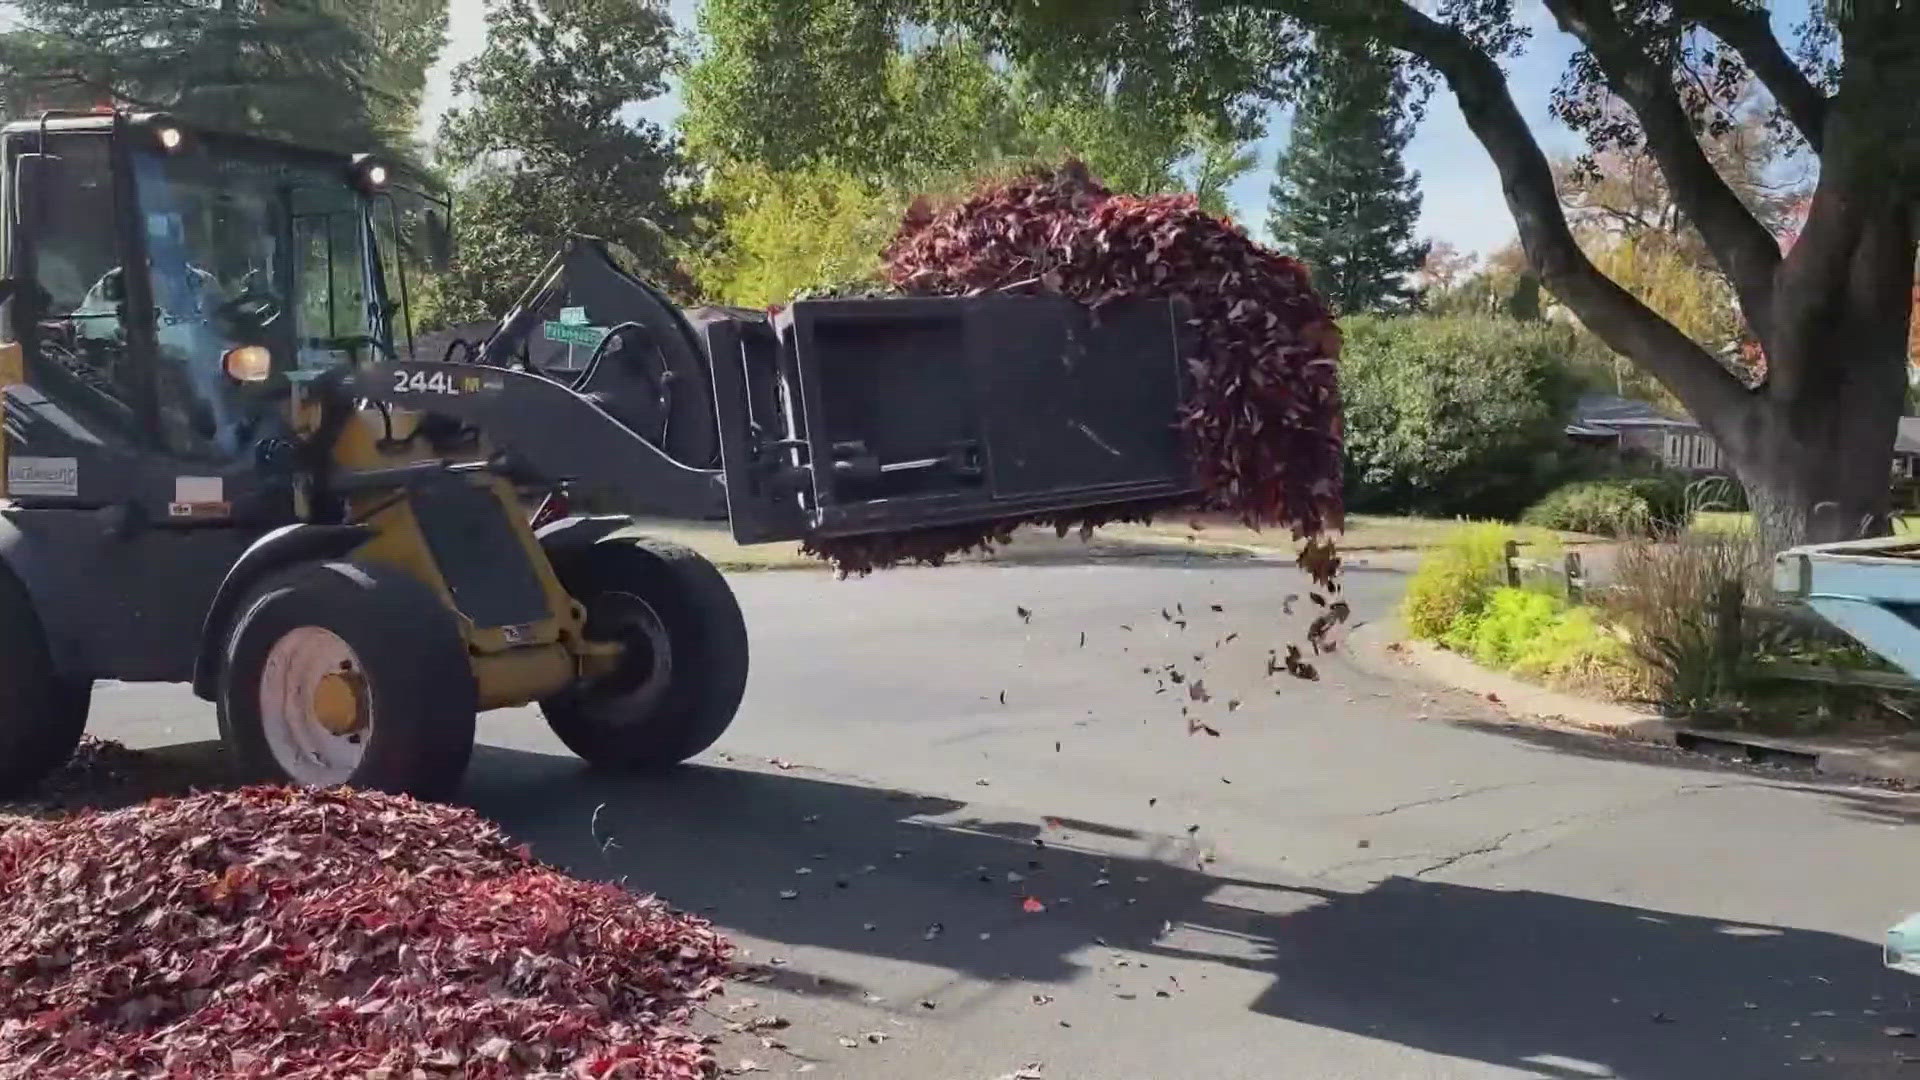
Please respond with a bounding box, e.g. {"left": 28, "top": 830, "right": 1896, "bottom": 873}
{"left": 1521, "top": 476, "right": 1689, "bottom": 537}
{"left": 1340, "top": 314, "right": 1582, "bottom": 520}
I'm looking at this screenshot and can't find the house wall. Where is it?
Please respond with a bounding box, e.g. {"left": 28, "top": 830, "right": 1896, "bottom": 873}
{"left": 1608, "top": 427, "right": 1725, "bottom": 473}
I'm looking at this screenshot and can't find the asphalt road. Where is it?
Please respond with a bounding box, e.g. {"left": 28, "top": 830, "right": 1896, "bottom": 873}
{"left": 88, "top": 555, "right": 1920, "bottom": 1080}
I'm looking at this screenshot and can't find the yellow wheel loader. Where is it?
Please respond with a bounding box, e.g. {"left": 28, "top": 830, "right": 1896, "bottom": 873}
{"left": 0, "top": 112, "right": 1199, "bottom": 800}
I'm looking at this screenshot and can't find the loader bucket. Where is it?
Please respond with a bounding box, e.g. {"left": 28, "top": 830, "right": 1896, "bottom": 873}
{"left": 408, "top": 237, "right": 1202, "bottom": 547}
{"left": 696, "top": 295, "right": 1199, "bottom": 545}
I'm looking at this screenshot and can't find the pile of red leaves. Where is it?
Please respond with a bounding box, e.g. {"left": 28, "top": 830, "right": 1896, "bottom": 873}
{"left": 0, "top": 786, "right": 730, "bottom": 1079}
{"left": 801, "top": 162, "right": 1345, "bottom": 589}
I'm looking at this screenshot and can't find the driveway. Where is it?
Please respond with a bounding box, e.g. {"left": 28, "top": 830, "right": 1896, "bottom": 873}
{"left": 85, "top": 556, "right": 1920, "bottom": 1079}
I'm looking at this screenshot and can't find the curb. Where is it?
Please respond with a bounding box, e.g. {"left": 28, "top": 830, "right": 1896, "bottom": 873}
{"left": 1345, "top": 620, "right": 1920, "bottom": 788}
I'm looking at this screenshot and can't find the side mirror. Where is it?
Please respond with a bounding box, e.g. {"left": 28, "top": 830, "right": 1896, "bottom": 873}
{"left": 423, "top": 207, "right": 453, "bottom": 271}
{"left": 99, "top": 268, "right": 124, "bottom": 303}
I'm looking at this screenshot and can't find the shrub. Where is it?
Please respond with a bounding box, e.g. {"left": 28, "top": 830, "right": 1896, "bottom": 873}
{"left": 1449, "top": 587, "right": 1562, "bottom": 666}
{"left": 1442, "top": 587, "right": 1637, "bottom": 695}
{"left": 1401, "top": 523, "right": 1513, "bottom": 639}
{"left": 1508, "top": 604, "right": 1638, "bottom": 696}
{"left": 1341, "top": 314, "right": 1583, "bottom": 519}
{"left": 1522, "top": 475, "right": 1690, "bottom": 537}
{"left": 1603, "top": 530, "right": 1766, "bottom": 715}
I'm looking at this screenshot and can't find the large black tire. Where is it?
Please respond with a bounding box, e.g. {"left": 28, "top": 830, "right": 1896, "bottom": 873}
{"left": 542, "top": 536, "right": 748, "bottom": 770}
{"left": 0, "top": 567, "right": 90, "bottom": 798}
{"left": 216, "top": 561, "right": 477, "bottom": 800}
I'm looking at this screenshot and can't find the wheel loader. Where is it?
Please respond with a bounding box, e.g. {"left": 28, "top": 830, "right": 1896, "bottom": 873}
{"left": 0, "top": 112, "right": 1200, "bottom": 799}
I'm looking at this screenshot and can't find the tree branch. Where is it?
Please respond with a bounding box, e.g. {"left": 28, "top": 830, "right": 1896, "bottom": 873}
{"left": 1676, "top": 0, "right": 1827, "bottom": 152}
{"left": 1543, "top": 0, "right": 1782, "bottom": 342}
{"left": 1355, "top": 2, "right": 1755, "bottom": 438}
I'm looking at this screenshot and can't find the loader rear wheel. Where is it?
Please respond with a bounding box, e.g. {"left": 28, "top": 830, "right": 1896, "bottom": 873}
{"left": 543, "top": 537, "right": 748, "bottom": 770}
{"left": 0, "top": 567, "right": 91, "bottom": 798}
{"left": 217, "top": 561, "right": 478, "bottom": 800}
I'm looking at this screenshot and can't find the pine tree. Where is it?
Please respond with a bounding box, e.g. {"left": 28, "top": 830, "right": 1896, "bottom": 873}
{"left": 1266, "top": 42, "right": 1428, "bottom": 315}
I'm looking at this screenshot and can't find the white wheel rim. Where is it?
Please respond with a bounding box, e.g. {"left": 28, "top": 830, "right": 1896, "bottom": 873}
{"left": 259, "top": 626, "right": 370, "bottom": 786}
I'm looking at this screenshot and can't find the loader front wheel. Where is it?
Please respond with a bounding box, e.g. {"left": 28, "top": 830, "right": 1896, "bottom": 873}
{"left": 0, "top": 567, "right": 90, "bottom": 798}
{"left": 543, "top": 537, "right": 748, "bottom": 771}
{"left": 217, "top": 561, "right": 477, "bottom": 800}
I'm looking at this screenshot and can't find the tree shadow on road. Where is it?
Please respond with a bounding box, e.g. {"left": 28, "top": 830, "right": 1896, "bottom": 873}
{"left": 466, "top": 745, "right": 1915, "bottom": 1080}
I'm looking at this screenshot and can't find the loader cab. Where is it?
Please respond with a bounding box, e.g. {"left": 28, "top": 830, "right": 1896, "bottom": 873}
{"left": 0, "top": 112, "right": 445, "bottom": 523}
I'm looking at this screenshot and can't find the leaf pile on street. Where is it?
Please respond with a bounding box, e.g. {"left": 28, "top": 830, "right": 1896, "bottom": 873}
{"left": 797, "top": 160, "right": 1346, "bottom": 593}
{"left": 0, "top": 785, "right": 731, "bottom": 1079}
{"left": 0, "top": 737, "right": 230, "bottom": 824}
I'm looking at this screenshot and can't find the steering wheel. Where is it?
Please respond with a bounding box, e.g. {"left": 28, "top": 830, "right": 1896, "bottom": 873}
{"left": 215, "top": 269, "right": 281, "bottom": 328}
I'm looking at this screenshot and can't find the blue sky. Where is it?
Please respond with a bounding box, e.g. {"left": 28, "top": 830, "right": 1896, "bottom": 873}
{"left": 423, "top": 0, "right": 1816, "bottom": 259}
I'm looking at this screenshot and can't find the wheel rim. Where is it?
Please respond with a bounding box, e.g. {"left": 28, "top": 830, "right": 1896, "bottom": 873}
{"left": 258, "top": 626, "right": 372, "bottom": 786}
{"left": 582, "top": 589, "right": 674, "bottom": 719}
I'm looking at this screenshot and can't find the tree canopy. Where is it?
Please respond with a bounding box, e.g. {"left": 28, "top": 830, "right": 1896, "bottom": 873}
{"left": 0, "top": 0, "right": 446, "bottom": 157}
{"left": 680, "top": 0, "right": 1267, "bottom": 304}
{"left": 683, "top": 0, "right": 1243, "bottom": 195}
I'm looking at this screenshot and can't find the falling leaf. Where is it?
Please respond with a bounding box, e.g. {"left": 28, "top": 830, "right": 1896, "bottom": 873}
{"left": 976, "top": 778, "right": 992, "bottom": 787}
{"left": 1148, "top": 797, "right": 1157, "bottom": 806}
{"left": 863, "top": 922, "right": 877, "bottom": 932}
{"left": 1007, "top": 871, "right": 1026, "bottom": 883}
{"left": 998, "top": 690, "right": 1007, "bottom": 705}
{"left": 1282, "top": 594, "right": 1299, "bottom": 615}
{"left": 1054, "top": 741, "right": 1061, "bottom": 753}
{"left": 1078, "top": 631, "right": 1086, "bottom": 648}
{"left": 1188, "top": 681, "right": 1210, "bottom": 703}
{"left": 779, "top": 889, "right": 800, "bottom": 900}
{"left": 924, "top": 923, "right": 944, "bottom": 940}
{"left": 1226, "top": 699, "right": 1240, "bottom": 712}
{"left": 1885, "top": 1026, "right": 1917, "bottom": 1038}
{"left": 1210, "top": 603, "right": 1224, "bottom": 612}
{"left": 795, "top": 867, "right": 813, "bottom": 875}
{"left": 1031, "top": 993, "right": 1054, "bottom": 1005}
{"left": 770, "top": 758, "right": 797, "bottom": 770}
{"left": 1016, "top": 606, "right": 1033, "bottom": 623}
{"left": 1022, "top": 897, "right": 1047, "bottom": 913}
{"left": 919, "top": 999, "right": 938, "bottom": 1010}
{"left": 1356, "top": 839, "right": 1371, "bottom": 849}
{"left": 837, "top": 1037, "right": 860, "bottom": 1049}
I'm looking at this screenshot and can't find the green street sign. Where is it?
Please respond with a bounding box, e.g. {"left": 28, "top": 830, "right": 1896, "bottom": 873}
{"left": 544, "top": 320, "right": 607, "bottom": 348}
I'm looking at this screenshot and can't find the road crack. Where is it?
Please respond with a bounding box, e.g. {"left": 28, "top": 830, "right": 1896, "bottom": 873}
{"left": 1414, "top": 830, "right": 1524, "bottom": 877}
{"left": 1364, "top": 782, "right": 1536, "bottom": 818}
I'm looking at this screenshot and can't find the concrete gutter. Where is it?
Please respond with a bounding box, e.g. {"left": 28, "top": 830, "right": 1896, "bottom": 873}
{"left": 1347, "top": 618, "right": 1920, "bottom": 788}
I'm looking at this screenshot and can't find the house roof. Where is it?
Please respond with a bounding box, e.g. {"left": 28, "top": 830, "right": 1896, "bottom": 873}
{"left": 1567, "top": 392, "right": 1695, "bottom": 433}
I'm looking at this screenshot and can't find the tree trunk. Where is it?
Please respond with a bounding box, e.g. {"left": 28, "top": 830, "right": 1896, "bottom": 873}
{"left": 1719, "top": 328, "right": 1909, "bottom": 556}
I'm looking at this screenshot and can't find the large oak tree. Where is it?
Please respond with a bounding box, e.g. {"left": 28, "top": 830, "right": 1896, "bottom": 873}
{"left": 917, "top": 0, "right": 1919, "bottom": 550}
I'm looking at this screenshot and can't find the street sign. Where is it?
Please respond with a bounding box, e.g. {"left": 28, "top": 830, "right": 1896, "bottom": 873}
{"left": 559, "top": 306, "right": 588, "bottom": 326}
{"left": 544, "top": 320, "right": 607, "bottom": 348}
